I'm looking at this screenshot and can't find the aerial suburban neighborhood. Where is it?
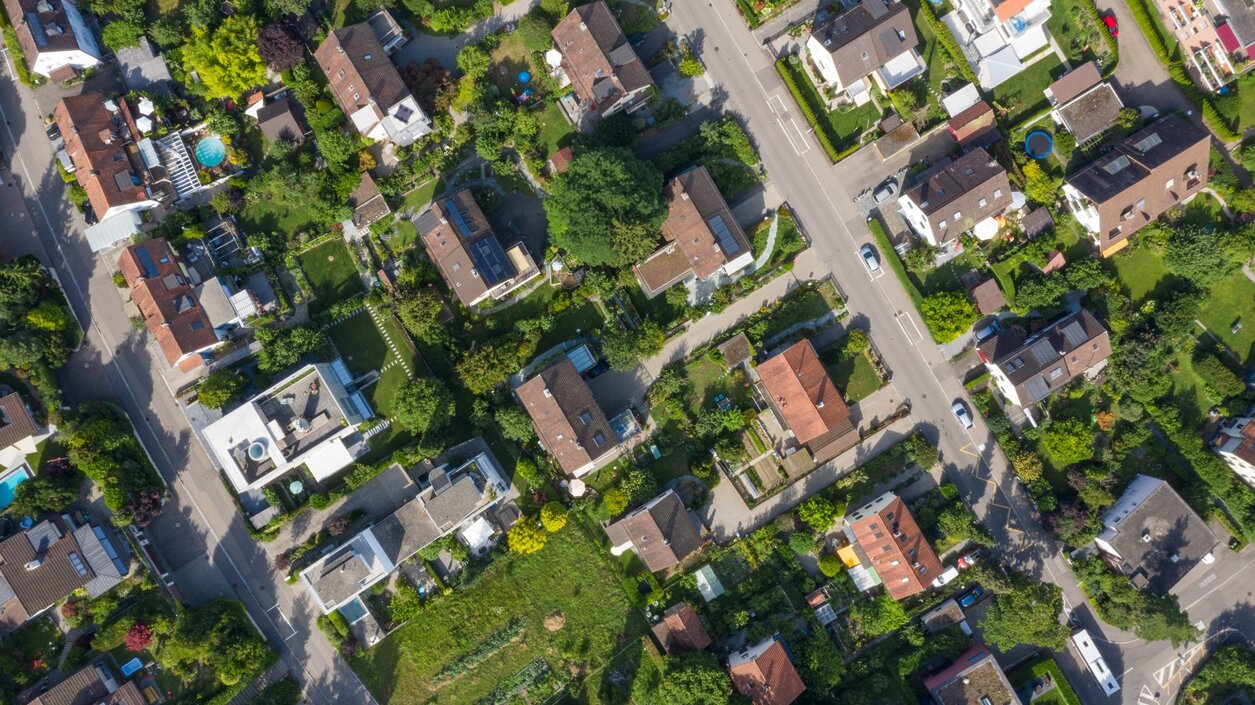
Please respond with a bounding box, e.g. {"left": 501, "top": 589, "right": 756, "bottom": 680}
{"left": 2, "top": 0, "right": 1255, "bottom": 701}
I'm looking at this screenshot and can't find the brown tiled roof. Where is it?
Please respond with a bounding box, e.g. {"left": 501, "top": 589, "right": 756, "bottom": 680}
{"left": 651, "top": 602, "right": 711, "bottom": 653}
{"left": 27, "top": 667, "right": 145, "bottom": 705}
{"left": 0, "top": 392, "right": 38, "bottom": 450}
{"left": 756, "top": 339, "right": 850, "bottom": 446}
{"left": 977, "top": 310, "right": 1111, "bottom": 405}
{"left": 0, "top": 519, "right": 94, "bottom": 629}
{"left": 416, "top": 190, "right": 523, "bottom": 307}
{"left": 1046, "top": 61, "right": 1101, "bottom": 106}
{"left": 846, "top": 493, "right": 942, "bottom": 600}
{"left": 604, "top": 490, "right": 705, "bottom": 572}
{"left": 718, "top": 333, "right": 753, "bottom": 369}
{"left": 55, "top": 94, "right": 149, "bottom": 217}
{"left": 350, "top": 172, "right": 391, "bottom": 228}
{"left": 901, "top": 147, "right": 1012, "bottom": 239}
{"left": 923, "top": 645, "right": 1021, "bottom": 705}
{"left": 118, "top": 239, "right": 217, "bottom": 369}
{"left": 967, "top": 278, "right": 1005, "bottom": 314}
{"left": 548, "top": 145, "right": 574, "bottom": 173}
{"left": 728, "top": 639, "right": 807, "bottom": 705}
{"left": 810, "top": 0, "right": 918, "bottom": 86}
{"left": 2, "top": 0, "right": 95, "bottom": 74}
{"left": 657, "top": 166, "right": 750, "bottom": 280}
{"left": 551, "top": 1, "right": 653, "bottom": 115}
{"left": 948, "top": 101, "right": 999, "bottom": 147}
{"left": 256, "top": 98, "right": 306, "bottom": 144}
{"left": 516, "top": 358, "right": 617, "bottom": 476}
{"left": 314, "top": 22, "right": 409, "bottom": 127}
{"left": 634, "top": 246, "right": 693, "bottom": 296}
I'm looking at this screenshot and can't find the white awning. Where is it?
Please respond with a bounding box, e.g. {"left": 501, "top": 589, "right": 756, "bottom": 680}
{"left": 85, "top": 211, "right": 143, "bottom": 252}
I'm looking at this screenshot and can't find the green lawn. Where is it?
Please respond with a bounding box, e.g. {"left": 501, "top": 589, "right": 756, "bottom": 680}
{"left": 403, "top": 178, "right": 444, "bottom": 212}
{"left": 350, "top": 524, "right": 647, "bottom": 705}
{"left": 1009, "top": 657, "right": 1082, "bottom": 705}
{"left": 327, "top": 310, "right": 390, "bottom": 377}
{"left": 297, "top": 239, "right": 365, "bottom": 314}
{"left": 1047, "top": 0, "right": 1112, "bottom": 68}
{"left": 1196, "top": 269, "right": 1255, "bottom": 362}
{"left": 470, "top": 285, "right": 606, "bottom": 355}
{"left": 389, "top": 221, "right": 420, "bottom": 250}
{"left": 780, "top": 58, "right": 883, "bottom": 153}
{"left": 488, "top": 33, "right": 533, "bottom": 97}
{"left": 757, "top": 280, "right": 844, "bottom": 344}
{"left": 989, "top": 223, "right": 1085, "bottom": 305}
{"left": 991, "top": 54, "right": 1066, "bottom": 128}
{"left": 239, "top": 200, "right": 317, "bottom": 239}
{"left": 538, "top": 101, "right": 575, "bottom": 159}
{"left": 685, "top": 355, "right": 753, "bottom": 408}
{"left": 824, "top": 349, "right": 885, "bottom": 403}
{"left": 1213, "top": 71, "right": 1255, "bottom": 135}
{"left": 907, "top": 0, "right": 955, "bottom": 129}
{"left": 1109, "top": 242, "right": 1172, "bottom": 304}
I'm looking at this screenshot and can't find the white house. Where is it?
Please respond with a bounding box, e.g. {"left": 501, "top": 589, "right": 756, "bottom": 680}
{"left": 941, "top": 0, "right": 1053, "bottom": 89}
{"left": 1214, "top": 405, "right": 1255, "bottom": 490}
{"left": 2, "top": 0, "right": 101, "bottom": 81}
{"left": 806, "top": 0, "right": 924, "bottom": 105}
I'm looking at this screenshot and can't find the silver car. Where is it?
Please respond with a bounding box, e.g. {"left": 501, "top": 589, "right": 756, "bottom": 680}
{"left": 859, "top": 244, "right": 880, "bottom": 272}
{"left": 872, "top": 178, "right": 898, "bottom": 204}
{"left": 952, "top": 401, "right": 974, "bottom": 429}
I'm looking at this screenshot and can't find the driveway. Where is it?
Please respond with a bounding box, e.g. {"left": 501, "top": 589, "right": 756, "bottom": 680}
{"left": 1094, "top": 0, "right": 1191, "bottom": 115}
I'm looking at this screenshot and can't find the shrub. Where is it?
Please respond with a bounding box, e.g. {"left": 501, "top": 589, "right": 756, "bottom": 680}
{"left": 917, "top": 1, "right": 979, "bottom": 85}
{"left": 797, "top": 496, "right": 839, "bottom": 532}
{"left": 788, "top": 531, "right": 817, "bottom": 555}
{"left": 920, "top": 291, "right": 979, "bottom": 343}
{"left": 540, "top": 501, "right": 568, "bottom": 532}
{"left": 507, "top": 519, "right": 547, "bottom": 554}
{"left": 775, "top": 59, "right": 841, "bottom": 162}
{"left": 125, "top": 623, "right": 154, "bottom": 652}
{"left": 818, "top": 552, "right": 843, "bottom": 577}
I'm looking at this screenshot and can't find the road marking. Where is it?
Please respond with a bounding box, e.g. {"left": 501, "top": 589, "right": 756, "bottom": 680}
{"left": 787, "top": 118, "right": 809, "bottom": 155}
{"left": 894, "top": 311, "right": 924, "bottom": 344}
{"left": 1183, "top": 557, "right": 1255, "bottom": 611}
{"left": 776, "top": 119, "right": 804, "bottom": 155}
{"left": 1196, "top": 573, "right": 1217, "bottom": 590}
{"left": 268, "top": 603, "right": 299, "bottom": 640}
{"left": 959, "top": 443, "right": 980, "bottom": 457}
{"left": 767, "top": 93, "right": 788, "bottom": 116}
{"left": 1138, "top": 685, "right": 1160, "bottom": 704}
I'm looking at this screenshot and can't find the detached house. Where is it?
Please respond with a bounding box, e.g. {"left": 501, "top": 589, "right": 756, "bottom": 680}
{"left": 27, "top": 663, "right": 145, "bottom": 705}
{"left": 843, "top": 491, "right": 942, "bottom": 600}
{"left": 550, "top": 1, "right": 654, "bottom": 122}
{"left": 119, "top": 239, "right": 221, "bottom": 372}
{"left": 605, "top": 489, "right": 706, "bottom": 573}
{"left": 728, "top": 637, "right": 807, "bottom": 705}
{"left": 1063, "top": 114, "right": 1210, "bottom": 257}
{"left": 2, "top": 0, "right": 101, "bottom": 81}
{"left": 314, "top": 18, "right": 431, "bottom": 146}
{"left": 897, "top": 147, "right": 1014, "bottom": 247}
{"left": 943, "top": 0, "right": 1053, "bottom": 89}
{"left": 1214, "top": 404, "right": 1255, "bottom": 489}
{"left": 806, "top": 0, "right": 924, "bottom": 105}
{"left": 923, "top": 644, "right": 1021, "bottom": 705}
{"left": 976, "top": 310, "right": 1111, "bottom": 416}
{"left": 754, "top": 338, "right": 859, "bottom": 462}
{"left": 634, "top": 166, "right": 753, "bottom": 298}
{"left": 517, "top": 358, "right": 624, "bottom": 477}
{"left": 55, "top": 94, "right": 162, "bottom": 224}
{"left": 416, "top": 190, "right": 541, "bottom": 307}
{"left": 0, "top": 515, "right": 127, "bottom": 628}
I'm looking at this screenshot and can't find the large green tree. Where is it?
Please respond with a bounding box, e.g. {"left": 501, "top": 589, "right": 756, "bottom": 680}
{"left": 392, "top": 377, "right": 454, "bottom": 436}
{"left": 920, "top": 291, "right": 978, "bottom": 343}
{"left": 652, "top": 652, "right": 734, "bottom": 705}
{"left": 979, "top": 582, "right": 1069, "bottom": 651}
{"left": 1039, "top": 418, "right": 1094, "bottom": 465}
{"left": 182, "top": 15, "right": 268, "bottom": 99}
{"left": 197, "top": 369, "right": 246, "bottom": 410}
{"left": 544, "top": 148, "right": 667, "bottom": 267}
{"left": 1075, "top": 557, "right": 1199, "bottom": 646}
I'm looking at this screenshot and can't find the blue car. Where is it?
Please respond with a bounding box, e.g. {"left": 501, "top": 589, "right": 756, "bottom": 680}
{"left": 958, "top": 587, "right": 985, "bottom": 608}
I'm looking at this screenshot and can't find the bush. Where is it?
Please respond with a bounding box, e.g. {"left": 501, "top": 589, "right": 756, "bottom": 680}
{"left": 788, "top": 531, "right": 817, "bottom": 555}
{"left": 507, "top": 519, "right": 548, "bottom": 554}
{"left": 920, "top": 291, "right": 978, "bottom": 343}
{"left": 197, "top": 369, "right": 246, "bottom": 410}
{"left": 1039, "top": 418, "right": 1094, "bottom": 465}
{"left": 818, "top": 552, "right": 843, "bottom": 577}
{"left": 797, "top": 496, "right": 840, "bottom": 532}
{"left": 917, "top": 1, "right": 979, "bottom": 85}
{"left": 540, "top": 501, "right": 568, "bottom": 532}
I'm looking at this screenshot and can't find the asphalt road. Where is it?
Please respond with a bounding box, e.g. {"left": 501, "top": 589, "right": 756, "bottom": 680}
{"left": 0, "top": 49, "right": 375, "bottom": 705}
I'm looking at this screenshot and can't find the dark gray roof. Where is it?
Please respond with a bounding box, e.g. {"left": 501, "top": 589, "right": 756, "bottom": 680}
{"left": 306, "top": 539, "right": 375, "bottom": 608}
{"left": 902, "top": 147, "right": 1008, "bottom": 216}
{"left": 1067, "top": 114, "right": 1208, "bottom": 204}
{"left": 811, "top": 0, "right": 918, "bottom": 86}
{"left": 1106, "top": 478, "right": 1218, "bottom": 595}
{"left": 422, "top": 475, "right": 487, "bottom": 533}
{"left": 978, "top": 310, "right": 1111, "bottom": 404}
{"left": 372, "top": 500, "right": 441, "bottom": 566}
{"left": 1214, "top": 0, "right": 1255, "bottom": 47}
{"left": 1020, "top": 207, "right": 1054, "bottom": 239}
{"left": 73, "top": 525, "right": 126, "bottom": 598}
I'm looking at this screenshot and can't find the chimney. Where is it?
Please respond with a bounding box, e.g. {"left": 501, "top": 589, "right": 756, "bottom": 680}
{"left": 25, "top": 559, "right": 42, "bottom": 571}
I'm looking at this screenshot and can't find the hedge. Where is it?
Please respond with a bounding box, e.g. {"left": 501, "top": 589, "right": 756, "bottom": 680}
{"left": 1077, "top": 0, "right": 1119, "bottom": 74}
{"left": 917, "top": 1, "right": 980, "bottom": 87}
{"left": 867, "top": 215, "right": 924, "bottom": 310}
{"left": 775, "top": 58, "right": 842, "bottom": 162}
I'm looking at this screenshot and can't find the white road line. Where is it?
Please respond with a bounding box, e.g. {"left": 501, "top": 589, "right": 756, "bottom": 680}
{"left": 1183, "top": 557, "right": 1255, "bottom": 611}
{"left": 777, "top": 119, "right": 803, "bottom": 155}
{"left": 787, "top": 118, "right": 809, "bottom": 155}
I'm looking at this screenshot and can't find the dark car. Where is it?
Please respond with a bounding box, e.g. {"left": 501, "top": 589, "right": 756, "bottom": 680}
{"left": 45, "top": 121, "right": 62, "bottom": 142}
{"left": 83, "top": 205, "right": 98, "bottom": 225}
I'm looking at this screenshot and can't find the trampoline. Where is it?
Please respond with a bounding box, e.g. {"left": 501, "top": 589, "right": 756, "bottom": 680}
{"left": 1025, "top": 130, "right": 1054, "bottom": 159}
{"left": 195, "top": 135, "right": 226, "bottom": 168}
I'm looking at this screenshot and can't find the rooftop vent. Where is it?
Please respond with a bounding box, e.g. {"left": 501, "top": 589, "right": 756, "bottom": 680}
{"left": 1142, "top": 530, "right": 1152, "bottom": 543}
{"left": 25, "top": 559, "right": 42, "bottom": 571}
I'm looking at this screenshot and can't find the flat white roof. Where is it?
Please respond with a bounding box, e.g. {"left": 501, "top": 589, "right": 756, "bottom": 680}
{"left": 942, "top": 83, "right": 981, "bottom": 117}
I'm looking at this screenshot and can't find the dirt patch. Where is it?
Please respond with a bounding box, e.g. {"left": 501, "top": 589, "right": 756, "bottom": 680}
{"left": 544, "top": 611, "right": 566, "bottom": 631}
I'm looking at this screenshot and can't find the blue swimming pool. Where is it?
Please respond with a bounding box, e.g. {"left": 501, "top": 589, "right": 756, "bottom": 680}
{"left": 195, "top": 135, "right": 226, "bottom": 168}
{"left": 339, "top": 597, "right": 368, "bottom": 624}
{"left": 0, "top": 466, "right": 32, "bottom": 510}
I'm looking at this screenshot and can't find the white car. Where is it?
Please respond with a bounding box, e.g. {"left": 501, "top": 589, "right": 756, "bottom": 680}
{"left": 952, "top": 401, "right": 974, "bottom": 429}
{"left": 931, "top": 565, "right": 959, "bottom": 588}
{"left": 859, "top": 244, "right": 880, "bottom": 272}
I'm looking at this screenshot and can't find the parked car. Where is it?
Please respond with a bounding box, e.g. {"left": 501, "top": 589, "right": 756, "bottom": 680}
{"left": 872, "top": 178, "right": 898, "bottom": 204}
{"left": 1103, "top": 14, "right": 1118, "bottom": 36}
{"left": 952, "top": 401, "right": 974, "bottom": 429}
{"left": 958, "top": 548, "right": 985, "bottom": 569}
{"left": 957, "top": 586, "right": 985, "bottom": 608}
{"left": 931, "top": 565, "right": 960, "bottom": 588}
{"left": 45, "top": 121, "right": 62, "bottom": 143}
{"left": 859, "top": 244, "right": 880, "bottom": 272}
{"left": 83, "top": 205, "right": 98, "bottom": 225}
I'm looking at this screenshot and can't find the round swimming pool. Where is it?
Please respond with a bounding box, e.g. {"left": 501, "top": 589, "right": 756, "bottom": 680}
{"left": 196, "top": 135, "right": 227, "bottom": 168}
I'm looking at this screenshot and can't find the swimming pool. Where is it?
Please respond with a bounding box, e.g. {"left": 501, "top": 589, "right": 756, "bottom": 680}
{"left": 195, "top": 135, "right": 227, "bottom": 168}
{"left": 0, "top": 465, "right": 32, "bottom": 510}
{"left": 339, "top": 597, "right": 368, "bottom": 624}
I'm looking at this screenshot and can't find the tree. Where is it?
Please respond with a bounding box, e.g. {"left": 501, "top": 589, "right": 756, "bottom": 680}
{"left": 603, "top": 321, "right": 665, "bottom": 370}
{"left": 255, "top": 325, "right": 327, "bottom": 374}
{"left": 197, "top": 369, "right": 246, "bottom": 410}
{"left": 495, "top": 405, "right": 536, "bottom": 444}
{"left": 258, "top": 23, "right": 304, "bottom": 72}
{"left": 677, "top": 50, "right": 705, "bottom": 77}
{"left": 513, "top": 457, "right": 543, "bottom": 489}
{"left": 844, "top": 329, "right": 870, "bottom": 355}
{"left": 10, "top": 475, "right": 80, "bottom": 516}
{"left": 388, "top": 584, "right": 422, "bottom": 624}
{"left": 160, "top": 599, "right": 273, "bottom": 685}
{"left": 1195, "top": 353, "right": 1245, "bottom": 400}
{"left": 818, "top": 552, "right": 843, "bottom": 577}
{"left": 788, "top": 531, "right": 817, "bottom": 555}
{"left": 920, "top": 291, "right": 978, "bottom": 343}
{"left": 540, "top": 501, "right": 568, "bottom": 532}
{"left": 1074, "top": 557, "right": 1199, "bottom": 646}
{"left": 181, "top": 16, "right": 268, "bottom": 99}
{"left": 797, "top": 627, "right": 844, "bottom": 693}
{"left": 455, "top": 338, "right": 520, "bottom": 395}
{"left": 125, "top": 623, "right": 154, "bottom": 652}
{"left": 1023, "top": 162, "right": 1060, "bottom": 205}
{"left": 980, "top": 582, "right": 1068, "bottom": 651}
{"left": 544, "top": 148, "right": 667, "bottom": 267}
{"left": 797, "top": 496, "right": 839, "bottom": 532}
{"left": 1165, "top": 224, "right": 1239, "bottom": 287}
{"left": 848, "top": 592, "right": 909, "bottom": 638}
{"left": 392, "top": 377, "right": 454, "bottom": 435}
{"left": 263, "top": 0, "right": 312, "bottom": 18}
{"left": 101, "top": 19, "right": 143, "bottom": 50}
{"left": 1008, "top": 447, "right": 1044, "bottom": 483}
{"left": 936, "top": 503, "right": 995, "bottom": 546}
{"left": 654, "top": 653, "right": 733, "bottom": 705}
{"left": 507, "top": 519, "right": 547, "bottom": 554}
{"left": 472, "top": 101, "right": 540, "bottom": 160}
{"left": 25, "top": 301, "right": 68, "bottom": 333}
{"left": 147, "top": 15, "right": 184, "bottom": 48}
{"left": 1039, "top": 418, "right": 1094, "bottom": 465}
{"left": 602, "top": 488, "right": 629, "bottom": 516}
{"left": 456, "top": 44, "right": 490, "bottom": 79}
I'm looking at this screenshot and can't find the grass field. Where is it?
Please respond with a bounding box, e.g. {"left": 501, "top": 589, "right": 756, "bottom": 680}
{"left": 990, "top": 54, "right": 1066, "bottom": 128}
{"left": 1009, "top": 656, "right": 1082, "bottom": 705}
{"left": 403, "top": 178, "right": 444, "bottom": 213}
{"left": 1109, "top": 243, "right": 1172, "bottom": 304}
{"left": 350, "top": 524, "right": 646, "bottom": 705}
{"left": 297, "top": 239, "right": 365, "bottom": 314}
{"left": 239, "top": 200, "right": 317, "bottom": 240}
{"left": 538, "top": 101, "right": 575, "bottom": 159}
{"left": 328, "top": 310, "right": 390, "bottom": 377}
{"left": 825, "top": 349, "right": 885, "bottom": 403}
{"left": 1196, "top": 269, "right": 1255, "bottom": 363}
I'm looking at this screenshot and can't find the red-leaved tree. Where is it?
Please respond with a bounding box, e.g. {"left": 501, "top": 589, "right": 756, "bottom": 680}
{"left": 125, "top": 623, "right": 154, "bottom": 652}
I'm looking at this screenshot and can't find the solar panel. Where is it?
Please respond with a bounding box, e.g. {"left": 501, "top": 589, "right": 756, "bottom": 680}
{"left": 67, "top": 551, "right": 89, "bottom": 577}
{"left": 1023, "top": 377, "right": 1052, "bottom": 403}
{"left": 446, "top": 202, "right": 475, "bottom": 239}
{"left": 707, "top": 215, "right": 742, "bottom": 256}
{"left": 1102, "top": 154, "right": 1131, "bottom": 175}
{"left": 27, "top": 14, "right": 47, "bottom": 46}
{"left": 1060, "top": 320, "right": 1088, "bottom": 347}
{"left": 468, "top": 238, "right": 515, "bottom": 285}
{"left": 136, "top": 247, "right": 159, "bottom": 278}
{"left": 1027, "top": 338, "right": 1058, "bottom": 365}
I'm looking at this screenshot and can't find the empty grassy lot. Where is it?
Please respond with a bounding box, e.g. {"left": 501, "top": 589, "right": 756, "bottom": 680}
{"left": 297, "top": 239, "right": 365, "bottom": 315}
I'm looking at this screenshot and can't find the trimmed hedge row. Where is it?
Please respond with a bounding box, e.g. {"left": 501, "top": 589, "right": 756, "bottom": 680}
{"left": 1078, "top": 0, "right": 1119, "bottom": 74}
{"left": 917, "top": 1, "right": 980, "bottom": 87}
{"left": 775, "top": 58, "right": 843, "bottom": 162}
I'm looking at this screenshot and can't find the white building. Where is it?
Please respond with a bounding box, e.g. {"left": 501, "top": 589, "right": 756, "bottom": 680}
{"left": 2, "top": 0, "right": 102, "bottom": 81}
{"left": 202, "top": 362, "right": 374, "bottom": 493}
{"left": 1214, "top": 405, "right": 1255, "bottom": 489}
{"left": 805, "top": 0, "right": 925, "bottom": 106}
{"left": 942, "top": 0, "right": 1053, "bottom": 89}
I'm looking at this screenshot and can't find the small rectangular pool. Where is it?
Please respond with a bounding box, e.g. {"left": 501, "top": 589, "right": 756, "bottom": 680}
{"left": 0, "top": 465, "right": 32, "bottom": 510}
{"left": 338, "top": 597, "right": 368, "bottom": 624}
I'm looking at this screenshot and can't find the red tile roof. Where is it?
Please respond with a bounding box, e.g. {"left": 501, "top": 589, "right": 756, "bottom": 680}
{"left": 551, "top": 1, "right": 653, "bottom": 115}
{"left": 548, "top": 145, "right": 574, "bottom": 173}
{"left": 846, "top": 493, "right": 942, "bottom": 600}
{"left": 55, "top": 94, "right": 150, "bottom": 217}
{"left": 651, "top": 602, "right": 711, "bottom": 653}
{"left": 118, "top": 239, "right": 217, "bottom": 369}
{"left": 756, "top": 339, "right": 849, "bottom": 445}
{"left": 728, "top": 639, "right": 806, "bottom": 705}
{"left": 314, "top": 21, "right": 409, "bottom": 132}
{"left": 0, "top": 391, "right": 39, "bottom": 450}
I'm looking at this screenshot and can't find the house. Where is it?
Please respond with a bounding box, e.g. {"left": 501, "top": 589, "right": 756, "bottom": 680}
{"left": 605, "top": 489, "right": 706, "bottom": 573}
{"left": 947, "top": 101, "right": 1000, "bottom": 149}
{"left": 26, "top": 663, "right": 145, "bottom": 705}
{"left": 650, "top": 602, "right": 712, "bottom": 653}
{"left": 1, "top": 0, "right": 101, "bottom": 81}
{"left": 347, "top": 172, "right": 392, "bottom": 235}
{"left": 920, "top": 598, "right": 973, "bottom": 636}
{"left": 115, "top": 36, "right": 172, "bottom": 96}
{"left": 548, "top": 145, "right": 574, "bottom": 174}
{"left": 0, "top": 391, "right": 52, "bottom": 478}
{"left": 754, "top": 338, "right": 858, "bottom": 460}
{"left": 55, "top": 94, "right": 162, "bottom": 224}
{"left": 0, "top": 515, "right": 128, "bottom": 628}
{"left": 1213, "top": 404, "right": 1255, "bottom": 489}
{"left": 416, "top": 190, "right": 541, "bottom": 307}
{"left": 727, "top": 637, "right": 807, "bottom": 705}
{"left": 718, "top": 332, "right": 754, "bottom": 371}
{"left": 516, "top": 357, "right": 622, "bottom": 477}
{"left": 942, "top": 0, "right": 1053, "bottom": 89}
{"left": 1045, "top": 62, "right": 1124, "bottom": 144}
{"left": 314, "top": 19, "right": 431, "bottom": 147}
{"left": 805, "top": 0, "right": 924, "bottom": 105}
{"left": 634, "top": 166, "right": 753, "bottom": 298}
{"left": 119, "top": 239, "right": 221, "bottom": 372}
{"left": 1063, "top": 113, "right": 1210, "bottom": 257}
{"left": 843, "top": 491, "right": 943, "bottom": 600}
{"left": 1095, "top": 474, "right": 1218, "bottom": 595}
{"left": 1213, "top": 0, "right": 1255, "bottom": 59}
{"left": 256, "top": 97, "right": 306, "bottom": 145}
{"left": 1148, "top": 0, "right": 1234, "bottom": 90}
{"left": 364, "top": 8, "right": 406, "bottom": 54}
{"left": 302, "top": 449, "right": 516, "bottom": 617}
{"left": 976, "top": 310, "right": 1111, "bottom": 416}
{"left": 967, "top": 278, "right": 1006, "bottom": 314}
{"left": 201, "top": 362, "right": 374, "bottom": 493}
{"left": 897, "top": 147, "right": 1014, "bottom": 247}
{"left": 550, "top": 1, "right": 654, "bottom": 121}
{"left": 922, "top": 644, "right": 1021, "bottom": 705}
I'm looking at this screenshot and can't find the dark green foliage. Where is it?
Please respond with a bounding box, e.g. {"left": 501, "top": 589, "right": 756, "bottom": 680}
{"left": 101, "top": 19, "right": 143, "bottom": 50}
{"left": 1039, "top": 418, "right": 1094, "bottom": 465}
{"left": 649, "top": 652, "right": 733, "bottom": 705}
{"left": 159, "top": 599, "right": 276, "bottom": 686}
{"left": 980, "top": 581, "right": 1068, "bottom": 651}
{"left": 471, "top": 101, "right": 540, "bottom": 160}
{"left": 1194, "top": 353, "right": 1245, "bottom": 400}
{"left": 392, "top": 377, "right": 454, "bottom": 436}
{"left": 251, "top": 676, "right": 302, "bottom": 705}
{"left": 1075, "top": 557, "right": 1199, "bottom": 645}
{"left": 255, "top": 325, "right": 327, "bottom": 374}
{"left": 197, "top": 369, "right": 246, "bottom": 410}
{"left": 603, "top": 321, "right": 665, "bottom": 369}
{"left": 495, "top": 405, "right": 537, "bottom": 444}
{"left": 847, "top": 592, "right": 909, "bottom": 639}
{"left": 62, "top": 403, "right": 163, "bottom": 525}
{"left": 1183, "top": 644, "right": 1255, "bottom": 703}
